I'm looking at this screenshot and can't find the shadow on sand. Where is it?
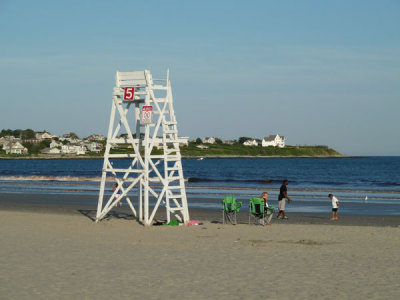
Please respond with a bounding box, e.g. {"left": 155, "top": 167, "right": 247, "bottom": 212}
{"left": 78, "top": 209, "right": 136, "bottom": 222}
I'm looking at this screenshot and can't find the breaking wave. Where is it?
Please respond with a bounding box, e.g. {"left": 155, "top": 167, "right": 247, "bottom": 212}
{"left": 187, "top": 177, "right": 283, "bottom": 184}
{"left": 0, "top": 175, "right": 106, "bottom": 182}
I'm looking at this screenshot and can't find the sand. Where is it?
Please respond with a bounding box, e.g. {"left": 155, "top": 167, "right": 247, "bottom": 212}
{"left": 1, "top": 205, "right": 399, "bottom": 299}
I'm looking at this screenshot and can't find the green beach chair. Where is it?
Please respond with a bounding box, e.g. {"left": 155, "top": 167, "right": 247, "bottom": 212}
{"left": 222, "top": 196, "right": 242, "bottom": 225}
{"left": 249, "top": 197, "right": 275, "bottom": 226}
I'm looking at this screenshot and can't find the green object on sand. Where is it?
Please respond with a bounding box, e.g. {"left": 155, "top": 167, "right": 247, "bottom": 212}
{"left": 163, "top": 220, "right": 180, "bottom": 226}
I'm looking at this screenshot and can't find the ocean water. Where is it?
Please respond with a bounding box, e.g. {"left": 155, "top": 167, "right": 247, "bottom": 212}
{"left": 0, "top": 157, "right": 399, "bottom": 215}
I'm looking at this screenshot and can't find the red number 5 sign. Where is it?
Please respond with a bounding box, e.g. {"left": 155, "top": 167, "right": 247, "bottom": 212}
{"left": 124, "top": 87, "right": 135, "bottom": 100}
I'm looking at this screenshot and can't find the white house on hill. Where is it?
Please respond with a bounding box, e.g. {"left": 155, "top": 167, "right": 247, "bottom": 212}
{"left": 87, "top": 134, "right": 105, "bottom": 141}
{"left": 0, "top": 136, "right": 16, "bottom": 146}
{"left": 50, "top": 140, "right": 63, "bottom": 149}
{"left": 2, "top": 141, "right": 28, "bottom": 155}
{"left": 202, "top": 137, "right": 216, "bottom": 144}
{"left": 59, "top": 134, "right": 80, "bottom": 144}
{"left": 61, "top": 144, "right": 87, "bottom": 155}
{"left": 262, "top": 134, "right": 285, "bottom": 148}
{"left": 35, "top": 131, "right": 53, "bottom": 140}
{"left": 243, "top": 139, "right": 258, "bottom": 146}
{"left": 84, "top": 142, "right": 103, "bottom": 153}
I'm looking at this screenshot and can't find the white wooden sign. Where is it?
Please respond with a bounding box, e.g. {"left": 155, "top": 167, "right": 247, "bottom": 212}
{"left": 141, "top": 106, "right": 153, "bottom": 125}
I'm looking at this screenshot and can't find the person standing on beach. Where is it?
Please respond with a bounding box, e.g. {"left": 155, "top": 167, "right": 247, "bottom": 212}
{"left": 329, "top": 193, "right": 340, "bottom": 220}
{"left": 277, "top": 179, "right": 291, "bottom": 219}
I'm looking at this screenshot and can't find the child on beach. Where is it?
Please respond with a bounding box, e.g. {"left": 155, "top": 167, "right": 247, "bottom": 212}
{"left": 329, "top": 193, "right": 340, "bottom": 220}
{"left": 113, "top": 183, "right": 123, "bottom": 206}
{"left": 261, "top": 192, "right": 273, "bottom": 225}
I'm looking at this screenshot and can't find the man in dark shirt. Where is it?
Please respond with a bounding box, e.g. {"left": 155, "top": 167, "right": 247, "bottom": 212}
{"left": 277, "top": 179, "right": 291, "bottom": 219}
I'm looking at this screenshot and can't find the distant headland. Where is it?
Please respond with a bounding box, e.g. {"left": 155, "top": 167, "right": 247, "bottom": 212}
{"left": 0, "top": 129, "right": 342, "bottom": 159}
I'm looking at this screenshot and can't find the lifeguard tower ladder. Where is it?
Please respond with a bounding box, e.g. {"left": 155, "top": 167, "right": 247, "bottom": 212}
{"left": 96, "top": 70, "right": 190, "bottom": 226}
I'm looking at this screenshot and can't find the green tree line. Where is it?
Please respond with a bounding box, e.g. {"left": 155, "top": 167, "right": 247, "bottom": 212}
{"left": 0, "top": 129, "right": 36, "bottom": 139}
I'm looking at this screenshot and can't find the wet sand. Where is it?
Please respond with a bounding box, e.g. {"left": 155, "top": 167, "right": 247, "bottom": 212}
{"left": 0, "top": 193, "right": 399, "bottom": 227}
{"left": 0, "top": 194, "right": 399, "bottom": 299}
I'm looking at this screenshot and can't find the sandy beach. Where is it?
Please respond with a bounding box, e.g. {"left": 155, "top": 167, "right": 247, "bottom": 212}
{"left": 0, "top": 196, "right": 399, "bottom": 300}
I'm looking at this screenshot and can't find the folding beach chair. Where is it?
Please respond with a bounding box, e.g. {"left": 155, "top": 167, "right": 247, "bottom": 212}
{"left": 222, "top": 196, "right": 242, "bottom": 225}
{"left": 249, "top": 198, "right": 275, "bottom": 226}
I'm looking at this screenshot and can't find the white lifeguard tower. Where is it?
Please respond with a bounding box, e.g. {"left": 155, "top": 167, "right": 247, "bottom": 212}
{"left": 96, "top": 70, "right": 190, "bottom": 225}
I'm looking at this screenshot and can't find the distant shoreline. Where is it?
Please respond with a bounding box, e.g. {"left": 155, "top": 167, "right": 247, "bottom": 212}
{"left": 0, "top": 154, "right": 357, "bottom": 160}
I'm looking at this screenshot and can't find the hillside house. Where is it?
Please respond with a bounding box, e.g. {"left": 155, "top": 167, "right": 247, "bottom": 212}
{"left": 202, "top": 137, "right": 216, "bottom": 144}
{"left": 50, "top": 140, "right": 63, "bottom": 149}
{"left": 61, "top": 145, "right": 87, "bottom": 155}
{"left": 86, "top": 134, "right": 106, "bottom": 141}
{"left": 59, "top": 134, "right": 80, "bottom": 144}
{"left": 84, "top": 142, "right": 103, "bottom": 153}
{"left": 3, "top": 141, "right": 28, "bottom": 155}
{"left": 0, "top": 136, "right": 17, "bottom": 146}
{"left": 262, "top": 134, "right": 285, "bottom": 148}
{"left": 243, "top": 139, "right": 259, "bottom": 146}
{"left": 35, "top": 131, "right": 53, "bottom": 140}
{"left": 23, "top": 139, "right": 41, "bottom": 144}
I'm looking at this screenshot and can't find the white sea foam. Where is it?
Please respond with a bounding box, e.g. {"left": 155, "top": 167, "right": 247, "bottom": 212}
{"left": 0, "top": 175, "right": 113, "bottom": 182}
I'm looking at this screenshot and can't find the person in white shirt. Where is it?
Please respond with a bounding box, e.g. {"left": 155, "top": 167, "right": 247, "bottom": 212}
{"left": 261, "top": 192, "right": 273, "bottom": 225}
{"left": 328, "top": 193, "right": 340, "bottom": 220}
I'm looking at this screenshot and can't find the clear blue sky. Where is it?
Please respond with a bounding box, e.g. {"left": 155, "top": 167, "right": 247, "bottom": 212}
{"left": 1, "top": 0, "right": 399, "bottom": 155}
